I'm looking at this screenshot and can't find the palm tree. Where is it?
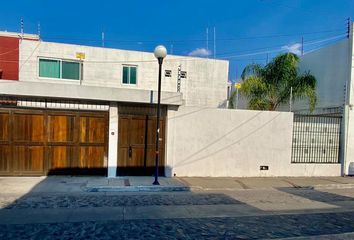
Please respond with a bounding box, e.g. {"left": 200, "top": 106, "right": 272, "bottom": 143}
{"left": 231, "top": 53, "right": 317, "bottom": 112}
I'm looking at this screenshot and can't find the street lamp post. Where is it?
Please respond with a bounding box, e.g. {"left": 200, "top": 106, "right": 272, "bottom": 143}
{"left": 153, "top": 45, "right": 167, "bottom": 185}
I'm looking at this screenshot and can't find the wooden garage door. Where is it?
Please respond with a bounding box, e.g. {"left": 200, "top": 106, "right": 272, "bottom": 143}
{"left": 0, "top": 108, "right": 108, "bottom": 176}
{"left": 0, "top": 109, "right": 46, "bottom": 175}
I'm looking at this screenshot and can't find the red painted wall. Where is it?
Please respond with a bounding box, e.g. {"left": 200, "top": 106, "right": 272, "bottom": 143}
{"left": 0, "top": 36, "right": 19, "bottom": 80}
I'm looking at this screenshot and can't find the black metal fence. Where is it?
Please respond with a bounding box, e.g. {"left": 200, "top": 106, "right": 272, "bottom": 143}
{"left": 291, "top": 114, "right": 342, "bottom": 164}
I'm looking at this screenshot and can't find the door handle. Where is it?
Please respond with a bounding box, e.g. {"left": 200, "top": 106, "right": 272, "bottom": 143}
{"left": 129, "top": 146, "right": 132, "bottom": 158}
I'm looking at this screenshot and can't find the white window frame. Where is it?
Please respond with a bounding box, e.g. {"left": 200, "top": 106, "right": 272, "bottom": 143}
{"left": 38, "top": 57, "right": 82, "bottom": 81}
{"left": 122, "top": 65, "right": 138, "bottom": 85}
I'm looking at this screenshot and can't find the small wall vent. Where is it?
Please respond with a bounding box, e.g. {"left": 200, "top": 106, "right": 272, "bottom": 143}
{"left": 180, "top": 71, "right": 187, "bottom": 78}
{"left": 165, "top": 70, "right": 172, "bottom": 77}
{"left": 260, "top": 166, "right": 269, "bottom": 170}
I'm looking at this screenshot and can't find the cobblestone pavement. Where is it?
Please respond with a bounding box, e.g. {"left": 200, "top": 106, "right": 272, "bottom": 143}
{"left": 1, "top": 211, "right": 354, "bottom": 239}
{"left": 2, "top": 188, "right": 354, "bottom": 239}
{"left": 1, "top": 193, "right": 239, "bottom": 209}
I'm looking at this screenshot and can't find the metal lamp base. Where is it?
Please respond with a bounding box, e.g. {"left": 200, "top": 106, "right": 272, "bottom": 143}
{"left": 152, "top": 180, "right": 160, "bottom": 185}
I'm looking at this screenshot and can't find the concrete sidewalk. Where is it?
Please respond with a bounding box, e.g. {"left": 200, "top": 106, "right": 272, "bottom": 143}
{"left": 178, "top": 176, "right": 354, "bottom": 191}
{"left": 0, "top": 176, "right": 188, "bottom": 195}
{"left": 2, "top": 176, "right": 354, "bottom": 195}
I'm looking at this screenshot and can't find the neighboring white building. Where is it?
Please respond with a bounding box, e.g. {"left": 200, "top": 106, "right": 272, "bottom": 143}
{"left": 294, "top": 39, "right": 350, "bottom": 114}
{"left": 225, "top": 24, "right": 354, "bottom": 177}
{"left": 291, "top": 23, "right": 354, "bottom": 175}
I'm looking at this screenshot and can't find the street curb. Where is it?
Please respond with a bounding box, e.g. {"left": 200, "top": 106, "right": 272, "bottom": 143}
{"left": 275, "top": 231, "right": 354, "bottom": 240}
{"left": 312, "top": 183, "right": 354, "bottom": 190}
{"left": 186, "top": 184, "right": 354, "bottom": 191}
{"left": 84, "top": 186, "right": 190, "bottom": 192}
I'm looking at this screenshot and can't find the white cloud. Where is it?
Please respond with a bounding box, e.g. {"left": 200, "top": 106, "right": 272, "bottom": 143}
{"left": 281, "top": 43, "right": 302, "bottom": 55}
{"left": 188, "top": 48, "right": 212, "bottom": 57}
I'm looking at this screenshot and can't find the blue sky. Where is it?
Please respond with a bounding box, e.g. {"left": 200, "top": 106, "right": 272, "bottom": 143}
{"left": 1, "top": 0, "right": 353, "bottom": 81}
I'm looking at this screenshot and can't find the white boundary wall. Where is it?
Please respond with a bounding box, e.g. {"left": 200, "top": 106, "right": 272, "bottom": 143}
{"left": 166, "top": 107, "right": 341, "bottom": 177}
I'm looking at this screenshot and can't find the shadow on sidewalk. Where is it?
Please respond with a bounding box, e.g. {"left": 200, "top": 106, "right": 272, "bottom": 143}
{"left": 0, "top": 176, "right": 259, "bottom": 218}
{"left": 277, "top": 187, "right": 354, "bottom": 206}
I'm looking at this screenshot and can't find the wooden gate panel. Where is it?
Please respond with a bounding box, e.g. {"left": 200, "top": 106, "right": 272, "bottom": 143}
{"left": 0, "top": 145, "right": 11, "bottom": 173}
{"left": 130, "top": 117, "right": 146, "bottom": 168}
{"left": 0, "top": 111, "right": 11, "bottom": 174}
{"left": 130, "top": 118, "right": 146, "bottom": 145}
{"left": 0, "top": 112, "right": 9, "bottom": 142}
{"left": 145, "top": 149, "right": 165, "bottom": 167}
{"left": 88, "top": 117, "right": 106, "bottom": 143}
{"left": 79, "top": 146, "right": 105, "bottom": 168}
{"left": 118, "top": 113, "right": 165, "bottom": 176}
{"left": 48, "top": 115, "right": 75, "bottom": 143}
{"left": 118, "top": 148, "right": 129, "bottom": 168}
{"left": 13, "top": 113, "right": 45, "bottom": 142}
{"left": 77, "top": 114, "right": 108, "bottom": 174}
{"left": 12, "top": 112, "right": 45, "bottom": 174}
{"left": 79, "top": 116, "right": 106, "bottom": 143}
{"left": 118, "top": 117, "right": 129, "bottom": 147}
{"left": 28, "top": 146, "right": 45, "bottom": 172}
{"left": 131, "top": 148, "right": 145, "bottom": 167}
{"left": 49, "top": 146, "right": 74, "bottom": 169}
{"left": 118, "top": 117, "right": 130, "bottom": 169}
{"left": 146, "top": 118, "right": 165, "bottom": 167}
{"left": 47, "top": 113, "right": 76, "bottom": 174}
{"left": 13, "top": 146, "right": 45, "bottom": 174}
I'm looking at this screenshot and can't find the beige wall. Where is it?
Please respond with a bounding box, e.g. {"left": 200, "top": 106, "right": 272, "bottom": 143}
{"left": 19, "top": 40, "right": 229, "bottom": 108}
{"left": 166, "top": 107, "right": 341, "bottom": 177}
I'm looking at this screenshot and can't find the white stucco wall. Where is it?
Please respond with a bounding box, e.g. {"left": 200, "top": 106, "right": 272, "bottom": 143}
{"left": 166, "top": 107, "right": 341, "bottom": 177}
{"left": 19, "top": 40, "right": 229, "bottom": 108}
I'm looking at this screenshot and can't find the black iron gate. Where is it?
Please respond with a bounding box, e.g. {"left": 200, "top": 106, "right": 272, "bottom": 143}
{"left": 291, "top": 115, "right": 342, "bottom": 163}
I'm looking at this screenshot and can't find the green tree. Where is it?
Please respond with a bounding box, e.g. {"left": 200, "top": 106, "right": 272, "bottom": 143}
{"left": 233, "top": 53, "right": 317, "bottom": 112}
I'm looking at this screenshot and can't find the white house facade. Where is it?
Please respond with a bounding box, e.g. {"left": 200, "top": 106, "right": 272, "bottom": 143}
{"left": 0, "top": 31, "right": 231, "bottom": 177}
{"left": 0, "top": 30, "right": 346, "bottom": 178}
{"left": 19, "top": 39, "right": 229, "bottom": 108}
